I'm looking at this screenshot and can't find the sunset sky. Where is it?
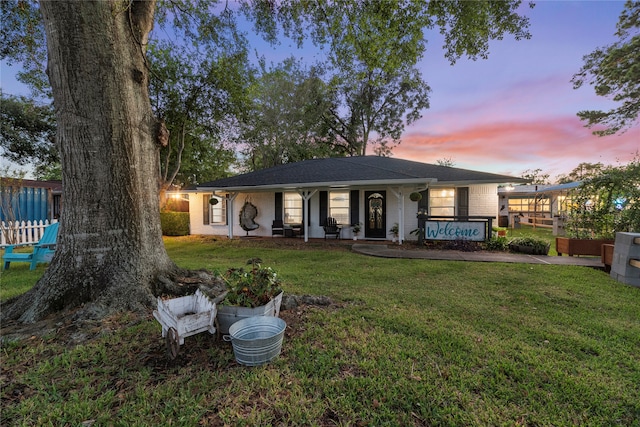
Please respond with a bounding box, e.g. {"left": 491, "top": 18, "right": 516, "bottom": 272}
{"left": 1, "top": 1, "right": 638, "bottom": 182}
{"left": 397, "top": 0, "right": 639, "bottom": 180}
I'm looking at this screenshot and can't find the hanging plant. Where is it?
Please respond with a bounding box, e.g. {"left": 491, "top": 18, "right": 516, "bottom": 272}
{"left": 209, "top": 197, "right": 219, "bottom": 205}
{"left": 409, "top": 192, "right": 422, "bottom": 202}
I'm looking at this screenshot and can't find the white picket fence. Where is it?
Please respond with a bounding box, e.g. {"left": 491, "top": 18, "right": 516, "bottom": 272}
{"left": 0, "top": 220, "right": 58, "bottom": 247}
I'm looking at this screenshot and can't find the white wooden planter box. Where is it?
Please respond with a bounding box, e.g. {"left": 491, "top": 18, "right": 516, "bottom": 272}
{"left": 153, "top": 289, "right": 217, "bottom": 346}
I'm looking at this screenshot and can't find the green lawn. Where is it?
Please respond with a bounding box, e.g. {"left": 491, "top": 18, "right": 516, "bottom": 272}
{"left": 2, "top": 236, "right": 639, "bottom": 426}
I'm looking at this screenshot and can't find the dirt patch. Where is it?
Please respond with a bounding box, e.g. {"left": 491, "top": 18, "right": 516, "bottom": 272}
{"left": 0, "top": 308, "right": 145, "bottom": 347}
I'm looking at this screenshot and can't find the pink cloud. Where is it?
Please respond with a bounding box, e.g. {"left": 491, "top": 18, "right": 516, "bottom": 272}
{"left": 394, "top": 66, "right": 639, "bottom": 180}
{"left": 396, "top": 115, "right": 639, "bottom": 179}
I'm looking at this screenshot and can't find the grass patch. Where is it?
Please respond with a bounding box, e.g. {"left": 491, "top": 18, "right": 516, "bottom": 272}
{"left": 0, "top": 262, "right": 47, "bottom": 302}
{"left": 2, "top": 236, "right": 639, "bottom": 425}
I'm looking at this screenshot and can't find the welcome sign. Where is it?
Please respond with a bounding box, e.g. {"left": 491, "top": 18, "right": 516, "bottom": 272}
{"left": 423, "top": 220, "right": 487, "bottom": 241}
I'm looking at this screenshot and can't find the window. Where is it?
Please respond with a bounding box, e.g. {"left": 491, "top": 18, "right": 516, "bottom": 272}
{"left": 204, "top": 194, "right": 227, "bottom": 225}
{"left": 508, "top": 197, "right": 550, "bottom": 215}
{"left": 283, "top": 192, "right": 302, "bottom": 224}
{"left": 329, "top": 191, "right": 349, "bottom": 224}
{"left": 429, "top": 188, "right": 455, "bottom": 216}
{"left": 556, "top": 194, "right": 573, "bottom": 216}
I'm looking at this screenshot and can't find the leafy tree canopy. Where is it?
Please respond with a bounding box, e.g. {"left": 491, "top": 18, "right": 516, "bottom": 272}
{"left": 0, "top": 93, "right": 58, "bottom": 178}
{"left": 555, "top": 162, "right": 605, "bottom": 184}
{"left": 2, "top": 0, "right": 250, "bottom": 185}
{"left": 240, "top": 57, "right": 336, "bottom": 171}
{"left": 520, "top": 168, "right": 550, "bottom": 185}
{"left": 0, "top": 0, "right": 49, "bottom": 98}
{"left": 436, "top": 157, "right": 456, "bottom": 167}
{"left": 572, "top": 0, "right": 640, "bottom": 136}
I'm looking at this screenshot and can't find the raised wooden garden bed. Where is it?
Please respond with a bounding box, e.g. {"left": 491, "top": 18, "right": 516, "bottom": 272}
{"left": 556, "top": 237, "right": 614, "bottom": 257}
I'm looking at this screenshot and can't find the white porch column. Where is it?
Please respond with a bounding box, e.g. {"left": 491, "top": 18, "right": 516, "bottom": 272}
{"left": 389, "top": 187, "right": 405, "bottom": 245}
{"left": 298, "top": 189, "right": 317, "bottom": 243}
{"left": 225, "top": 192, "right": 238, "bottom": 239}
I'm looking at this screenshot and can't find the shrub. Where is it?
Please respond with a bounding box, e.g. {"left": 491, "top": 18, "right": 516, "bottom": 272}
{"left": 160, "top": 212, "right": 190, "bottom": 236}
{"left": 485, "top": 236, "right": 509, "bottom": 251}
{"left": 508, "top": 236, "right": 550, "bottom": 255}
{"left": 422, "top": 239, "right": 483, "bottom": 251}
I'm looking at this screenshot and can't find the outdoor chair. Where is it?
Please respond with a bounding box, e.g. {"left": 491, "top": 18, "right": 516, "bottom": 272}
{"left": 323, "top": 217, "right": 342, "bottom": 239}
{"left": 3, "top": 222, "right": 59, "bottom": 270}
{"left": 272, "top": 220, "right": 284, "bottom": 236}
{"left": 239, "top": 201, "right": 259, "bottom": 236}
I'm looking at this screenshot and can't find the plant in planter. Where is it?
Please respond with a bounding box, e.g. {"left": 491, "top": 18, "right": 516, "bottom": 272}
{"left": 216, "top": 258, "right": 284, "bottom": 334}
{"left": 492, "top": 226, "right": 507, "bottom": 237}
{"left": 209, "top": 197, "right": 219, "bottom": 205}
{"left": 352, "top": 222, "right": 362, "bottom": 240}
{"left": 389, "top": 223, "right": 399, "bottom": 241}
{"left": 409, "top": 192, "right": 422, "bottom": 202}
{"left": 508, "top": 236, "right": 550, "bottom": 255}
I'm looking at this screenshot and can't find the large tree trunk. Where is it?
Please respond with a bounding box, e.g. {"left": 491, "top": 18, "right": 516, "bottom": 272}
{"left": 2, "top": 0, "right": 178, "bottom": 323}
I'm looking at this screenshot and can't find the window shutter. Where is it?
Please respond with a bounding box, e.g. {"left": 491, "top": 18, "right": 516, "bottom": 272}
{"left": 274, "top": 192, "right": 283, "bottom": 220}
{"left": 350, "top": 190, "right": 359, "bottom": 225}
{"left": 319, "top": 191, "right": 328, "bottom": 226}
{"left": 418, "top": 190, "right": 429, "bottom": 212}
{"left": 202, "top": 194, "right": 210, "bottom": 225}
{"left": 457, "top": 187, "right": 469, "bottom": 218}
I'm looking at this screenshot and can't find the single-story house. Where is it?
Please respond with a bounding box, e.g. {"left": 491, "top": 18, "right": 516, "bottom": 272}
{"left": 185, "top": 156, "right": 525, "bottom": 243}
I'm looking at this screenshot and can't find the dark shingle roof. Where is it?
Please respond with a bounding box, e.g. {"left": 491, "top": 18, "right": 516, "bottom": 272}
{"left": 198, "top": 156, "right": 524, "bottom": 190}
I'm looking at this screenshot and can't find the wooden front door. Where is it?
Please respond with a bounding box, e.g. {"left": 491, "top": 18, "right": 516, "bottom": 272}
{"left": 364, "top": 191, "right": 386, "bottom": 239}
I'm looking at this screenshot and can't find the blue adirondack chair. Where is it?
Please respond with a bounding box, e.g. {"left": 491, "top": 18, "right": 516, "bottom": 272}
{"left": 2, "top": 222, "right": 59, "bottom": 270}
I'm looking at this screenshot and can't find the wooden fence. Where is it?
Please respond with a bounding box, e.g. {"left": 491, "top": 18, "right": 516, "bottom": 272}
{"left": 519, "top": 216, "right": 554, "bottom": 229}
{"left": 0, "top": 220, "right": 58, "bottom": 246}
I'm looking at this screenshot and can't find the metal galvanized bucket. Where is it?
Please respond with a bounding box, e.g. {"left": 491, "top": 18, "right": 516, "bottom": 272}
{"left": 223, "top": 316, "right": 286, "bottom": 366}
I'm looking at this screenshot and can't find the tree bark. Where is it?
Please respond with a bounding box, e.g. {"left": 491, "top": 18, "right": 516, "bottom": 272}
{"left": 2, "top": 0, "right": 178, "bottom": 323}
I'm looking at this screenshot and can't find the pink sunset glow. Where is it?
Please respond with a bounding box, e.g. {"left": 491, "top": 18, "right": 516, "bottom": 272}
{"left": 396, "top": 117, "right": 639, "bottom": 178}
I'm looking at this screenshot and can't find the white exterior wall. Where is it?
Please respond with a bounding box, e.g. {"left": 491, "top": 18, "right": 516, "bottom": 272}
{"left": 188, "top": 192, "right": 208, "bottom": 235}
{"left": 189, "top": 191, "right": 329, "bottom": 239}
{"left": 468, "top": 184, "right": 500, "bottom": 218}
{"left": 190, "top": 192, "right": 276, "bottom": 238}
{"left": 187, "top": 183, "right": 500, "bottom": 241}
